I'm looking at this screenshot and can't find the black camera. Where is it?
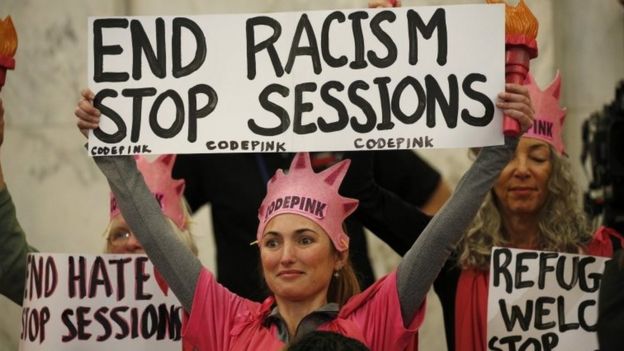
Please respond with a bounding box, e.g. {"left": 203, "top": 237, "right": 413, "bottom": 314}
{"left": 582, "top": 81, "right": 624, "bottom": 232}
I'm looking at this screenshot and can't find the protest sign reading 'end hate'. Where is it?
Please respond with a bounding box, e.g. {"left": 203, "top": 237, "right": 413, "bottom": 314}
{"left": 20, "top": 253, "right": 182, "bottom": 351}
{"left": 87, "top": 4, "right": 504, "bottom": 156}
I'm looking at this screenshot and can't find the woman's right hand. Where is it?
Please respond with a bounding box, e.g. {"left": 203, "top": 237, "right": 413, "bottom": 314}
{"left": 496, "top": 83, "right": 534, "bottom": 134}
{"left": 74, "top": 89, "right": 100, "bottom": 138}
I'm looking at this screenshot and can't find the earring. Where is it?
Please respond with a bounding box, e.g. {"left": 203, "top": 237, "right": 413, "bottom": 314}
{"left": 333, "top": 270, "right": 340, "bottom": 278}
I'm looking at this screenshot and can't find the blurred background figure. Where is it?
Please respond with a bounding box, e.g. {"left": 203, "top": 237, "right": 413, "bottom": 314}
{"left": 597, "top": 249, "right": 624, "bottom": 351}
{"left": 0, "top": 96, "right": 34, "bottom": 306}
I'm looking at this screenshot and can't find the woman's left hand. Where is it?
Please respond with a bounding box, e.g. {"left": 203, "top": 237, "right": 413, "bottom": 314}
{"left": 496, "top": 83, "right": 535, "bottom": 134}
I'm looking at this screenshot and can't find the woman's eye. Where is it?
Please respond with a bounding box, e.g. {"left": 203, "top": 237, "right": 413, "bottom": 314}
{"left": 111, "top": 231, "right": 130, "bottom": 241}
{"left": 264, "top": 239, "right": 279, "bottom": 248}
{"left": 299, "top": 236, "right": 314, "bottom": 245}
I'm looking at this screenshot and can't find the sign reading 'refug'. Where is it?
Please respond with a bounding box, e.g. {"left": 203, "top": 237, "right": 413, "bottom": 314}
{"left": 87, "top": 4, "right": 505, "bottom": 156}
{"left": 487, "top": 247, "right": 608, "bottom": 351}
{"left": 20, "top": 253, "right": 182, "bottom": 351}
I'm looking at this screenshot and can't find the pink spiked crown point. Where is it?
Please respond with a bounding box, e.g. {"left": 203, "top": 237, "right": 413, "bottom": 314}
{"left": 110, "top": 154, "right": 187, "bottom": 229}
{"left": 524, "top": 72, "right": 566, "bottom": 155}
{"left": 256, "top": 152, "right": 359, "bottom": 252}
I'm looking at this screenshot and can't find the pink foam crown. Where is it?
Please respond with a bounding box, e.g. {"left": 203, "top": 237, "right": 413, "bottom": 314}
{"left": 256, "top": 153, "right": 359, "bottom": 252}
{"left": 524, "top": 72, "right": 566, "bottom": 155}
{"left": 110, "top": 154, "right": 187, "bottom": 229}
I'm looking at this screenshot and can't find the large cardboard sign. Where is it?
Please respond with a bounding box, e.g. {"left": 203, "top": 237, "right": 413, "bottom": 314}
{"left": 87, "top": 4, "right": 504, "bottom": 156}
{"left": 19, "top": 253, "right": 182, "bottom": 351}
{"left": 487, "top": 247, "right": 608, "bottom": 351}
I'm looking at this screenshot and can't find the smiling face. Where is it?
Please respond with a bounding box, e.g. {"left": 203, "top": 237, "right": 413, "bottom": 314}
{"left": 494, "top": 137, "right": 553, "bottom": 217}
{"left": 260, "top": 213, "right": 345, "bottom": 305}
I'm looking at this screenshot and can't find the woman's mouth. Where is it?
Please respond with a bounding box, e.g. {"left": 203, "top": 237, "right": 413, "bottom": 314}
{"left": 277, "top": 270, "right": 304, "bottom": 279}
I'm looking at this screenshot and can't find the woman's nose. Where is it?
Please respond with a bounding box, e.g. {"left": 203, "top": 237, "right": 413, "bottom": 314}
{"left": 512, "top": 158, "right": 530, "bottom": 179}
{"left": 280, "top": 242, "right": 296, "bottom": 265}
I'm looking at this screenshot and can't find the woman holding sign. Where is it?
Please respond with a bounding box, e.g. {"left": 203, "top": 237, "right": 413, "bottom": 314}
{"left": 75, "top": 81, "right": 533, "bottom": 350}
{"left": 0, "top": 101, "right": 199, "bottom": 349}
{"left": 442, "top": 73, "right": 624, "bottom": 351}
{"left": 0, "top": 97, "right": 200, "bottom": 351}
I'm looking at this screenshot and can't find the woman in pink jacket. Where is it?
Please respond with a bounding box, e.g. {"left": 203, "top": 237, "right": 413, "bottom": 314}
{"left": 75, "top": 79, "right": 533, "bottom": 350}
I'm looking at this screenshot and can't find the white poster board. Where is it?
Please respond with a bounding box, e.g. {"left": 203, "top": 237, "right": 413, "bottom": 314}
{"left": 487, "top": 247, "right": 608, "bottom": 351}
{"left": 19, "top": 253, "right": 182, "bottom": 351}
{"left": 87, "top": 4, "right": 504, "bottom": 155}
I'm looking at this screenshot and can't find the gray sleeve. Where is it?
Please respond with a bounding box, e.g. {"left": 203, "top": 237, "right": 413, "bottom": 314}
{"left": 94, "top": 155, "right": 202, "bottom": 312}
{"left": 0, "top": 187, "right": 37, "bottom": 305}
{"left": 396, "top": 136, "right": 518, "bottom": 325}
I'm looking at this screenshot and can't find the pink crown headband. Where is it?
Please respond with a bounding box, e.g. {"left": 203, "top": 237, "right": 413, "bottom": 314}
{"left": 524, "top": 72, "right": 566, "bottom": 155}
{"left": 256, "top": 153, "right": 359, "bottom": 252}
{"left": 110, "top": 154, "right": 187, "bottom": 229}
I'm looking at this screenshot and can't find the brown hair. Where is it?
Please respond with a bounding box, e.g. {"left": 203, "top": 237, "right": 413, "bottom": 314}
{"left": 327, "top": 223, "right": 362, "bottom": 306}
{"left": 327, "top": 258, "right": 361, "bottom": 306}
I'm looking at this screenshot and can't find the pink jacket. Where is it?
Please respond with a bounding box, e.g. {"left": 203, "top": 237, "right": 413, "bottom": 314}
{"left": 183, "top": 269, "right": 425, "bottom": 350}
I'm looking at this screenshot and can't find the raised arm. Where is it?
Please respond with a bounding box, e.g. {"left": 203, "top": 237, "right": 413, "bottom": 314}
{"left": 0, "top": 97, "right": 38, "bottom": 305}
{"left": 395, "top": 84, "right": 534, "bottom": 325}
{"left": 0, "top": 187, "right": 35, "bottom": 305}
{"left": 94, "top": 155, "right": 201, "bottom": 311}
{"left": 76, "top": 90, "right": 201, "bottom": 312}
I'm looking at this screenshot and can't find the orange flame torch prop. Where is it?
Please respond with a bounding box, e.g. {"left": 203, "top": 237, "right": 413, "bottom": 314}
{"left": 487, "top": 0, "right": 538, "bottom": 136}
{"left": 0, "top": 16, "right": 17, "bottom": 91}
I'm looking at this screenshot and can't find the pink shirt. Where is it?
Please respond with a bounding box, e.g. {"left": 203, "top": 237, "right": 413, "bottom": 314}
{"left": 183, "top": 268, "right": 425, "bottom": 351}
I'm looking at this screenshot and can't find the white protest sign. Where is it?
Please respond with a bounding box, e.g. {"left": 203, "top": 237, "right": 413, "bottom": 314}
{"left": 19, "top": 253, "right": 183, "bottom": 351}
{"left": 487, "top": 247, "right": 608, "bottom": 351}
{"left": 87, "top": 4, "right": 504, "bottom": 156}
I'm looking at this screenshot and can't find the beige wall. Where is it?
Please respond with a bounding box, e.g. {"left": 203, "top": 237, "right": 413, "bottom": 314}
{"left": 0, "top": 0, "right": 622, "bottom": 350}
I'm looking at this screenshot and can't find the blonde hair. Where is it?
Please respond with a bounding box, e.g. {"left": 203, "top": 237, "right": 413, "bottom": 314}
{"left": 104, "top": 198, "right": 198, "bottom": 256}
{"left": 457, "top": 148, "right": 592, "bottom": 270}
